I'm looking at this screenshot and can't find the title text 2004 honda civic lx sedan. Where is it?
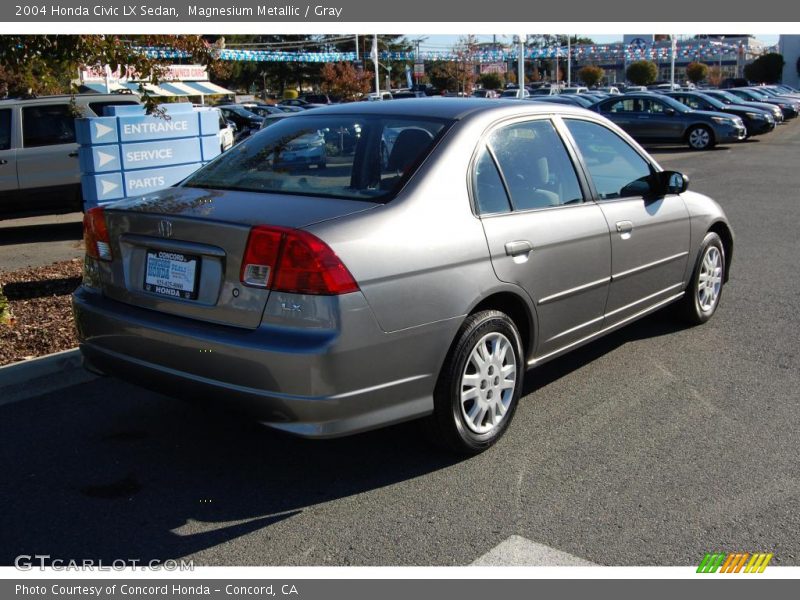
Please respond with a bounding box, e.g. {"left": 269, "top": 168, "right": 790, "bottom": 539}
{"left": 73, "top": 99, "right": 734, "bottom": 454}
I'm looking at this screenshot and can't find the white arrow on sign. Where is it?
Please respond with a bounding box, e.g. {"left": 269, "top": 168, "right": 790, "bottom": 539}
{"left": 100, "top": 179, "right": 118, "bottom": 196}
{"left": 95, "top": 122, "right": 113, "bottom": 139}
{"left": 97, "top": 150, "right": 115, "bottom": 167}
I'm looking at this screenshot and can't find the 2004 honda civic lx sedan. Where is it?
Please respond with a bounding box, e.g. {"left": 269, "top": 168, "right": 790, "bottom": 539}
{"left": 73, "top": 99, "right": 734, "bottom": 454}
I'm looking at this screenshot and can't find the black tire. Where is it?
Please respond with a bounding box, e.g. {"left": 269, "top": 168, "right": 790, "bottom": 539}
{"left": 686, "top": 125, "right": 715, "bottom": 150}
{"left": 678, "top": 232, "right": 725, "bottom": 325}
{"left": 425, "top": 310, "right": 524, "bottom": 455}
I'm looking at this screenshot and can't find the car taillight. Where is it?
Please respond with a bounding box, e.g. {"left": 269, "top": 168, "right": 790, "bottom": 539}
{"left": 83, "top": 207, "right": 112, "bottom": 261}
{"left": 240, "top": 226, "right": 358, "bottom": 295}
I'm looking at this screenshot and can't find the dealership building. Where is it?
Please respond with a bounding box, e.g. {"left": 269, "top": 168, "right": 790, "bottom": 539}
{"left": 779, "top": 35, "right": 800, "bottom": 88}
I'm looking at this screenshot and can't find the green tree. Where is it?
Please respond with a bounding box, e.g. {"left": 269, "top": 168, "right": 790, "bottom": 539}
{"left": 626, "top": 60, "right": 658, "bottom": 86}
{"left": 744, "top": 53, "right": 785, "bottom": 84}
{"left": 686, "top": 62, "right": 709, "bottom": 84}
{"left": 578, "top": 65, "right": 604, "bottom": 87}
{"left": 0, "top": 35, "right": 218, "bottom": 112}
{"left": 479, "top": 72, "right": 503, "bottom": 90}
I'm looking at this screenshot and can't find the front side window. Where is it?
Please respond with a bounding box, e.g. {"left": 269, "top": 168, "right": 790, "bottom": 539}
{"left": 604, "top": 98, "right": 644, "bottom": 113}
{"left": 185, "top": 115, "right": 451, "bottom": 202}
{"left": 0, "top": 109, "right": 11, "bottom": 151}
{"left": 486, "top": 120, "right": 583, "bottom": 210}
{"left": 22, "top": 105, "right": 76, "bottom": 147}
{"left": 564, "top": 119, "right": 655, "bottom": 200}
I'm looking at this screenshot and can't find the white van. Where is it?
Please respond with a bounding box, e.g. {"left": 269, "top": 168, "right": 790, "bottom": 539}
{"left": 0, "top": 93, "right": 141, "bottom": 218}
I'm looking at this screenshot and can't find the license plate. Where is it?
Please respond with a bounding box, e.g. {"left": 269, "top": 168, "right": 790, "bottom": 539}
{"left": 143, "top": 250, "right": 200, "bottom": 300}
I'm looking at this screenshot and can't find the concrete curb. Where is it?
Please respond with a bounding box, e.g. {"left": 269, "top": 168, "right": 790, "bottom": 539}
{"left": 0, "top": 348, "right": 97, "bottom": 406}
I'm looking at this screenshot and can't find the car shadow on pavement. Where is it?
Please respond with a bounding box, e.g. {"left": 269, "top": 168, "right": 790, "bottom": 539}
{"left": 0, "top": 373, "right": 462, "bottom": 565}
{"left": 521, "top": 311, "right": 688, "bottom": 397}
{"left": 0, "top": 312, "right": 687, "bottom": 566}
{"left": 0, "top": 221, "right": 83, "bottom": 247}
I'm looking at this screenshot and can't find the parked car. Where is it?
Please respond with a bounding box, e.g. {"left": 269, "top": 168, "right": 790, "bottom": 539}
{"left": 279, "top": 98, "right": 327, "bottom": 110}
{"left": 239, "top": 103, "right": 286, "bottom": 118}
{"left": 367, "top": 92, "right": 394, "bottom": 101}
{"left": 625, "top": 86, "right": 649, "bottom": 92}
{"left": 217, "top": 104, "right": 264, "bottom": 136}
{"left": 590, "top": 93, "right": 746, "bottom": 150}
{"left": 702, "top": 89, "right": 784, "bottom": 123}
{"left": 529, "top": 95, "right": 594, "bottom": 108}
{"left": 0, "top": 93, "right": 141, "bottom": 218}
{"left": 500, "top": 89, "right": 530, "bottom": 99}
{"left": 597, "top": 86, "right": 621, "bottom": 95}
{"left": 213, "top": 108, "right": 235, "bottom": 151}
{"left": 528, "top": 87, "right": 560, "bottom": 96}
{"left": 301, "top": 94, "right": 337, "bottom": 105}
{"left": 726, "top": 88, "right": 799, "bottom": 119}
{"left": 472, "top": 89, "right": 500, "bottom": 99}
{"left": 663, "top": 91, "right": 775, "bottom": 137}
{"left": 560, "top": 87, "right": 589, "bottom": 95}
{"left": 73, "top": 99, "right": 733, "bottom": 453}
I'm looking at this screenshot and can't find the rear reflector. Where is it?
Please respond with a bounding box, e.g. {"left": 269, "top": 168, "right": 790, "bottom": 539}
{"left": 83, "top": 207, "right": 112, "bottom": 261}
{"left": 240, "top": 226, "right": 358, "bottom": 295}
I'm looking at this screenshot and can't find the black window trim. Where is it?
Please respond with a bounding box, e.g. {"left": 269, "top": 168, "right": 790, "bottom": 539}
{"left": 468, "top": 114, "right": 593, "bottom": 218}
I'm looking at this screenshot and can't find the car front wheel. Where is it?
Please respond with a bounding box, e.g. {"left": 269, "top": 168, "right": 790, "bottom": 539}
{"left": 426, "top": 310, "right": 524, "bottom": 454}
{"left": 687, "top": 125, "right": 715, "bottom": 150}
{"left": 679, "top": 232, "right": 725, "bottom": 324}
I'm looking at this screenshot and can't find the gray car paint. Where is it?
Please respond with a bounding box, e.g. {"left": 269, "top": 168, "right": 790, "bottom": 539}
{"left": 73, "top": 99, "right": 734, "bottom": 438}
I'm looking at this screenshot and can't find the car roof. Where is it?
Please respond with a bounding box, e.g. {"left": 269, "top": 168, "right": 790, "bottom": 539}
{"left": 0, "top": 93, "right": 139, "bottom": 107}
{"left": 292, "top": 97, "right": 591, "bottom": 121}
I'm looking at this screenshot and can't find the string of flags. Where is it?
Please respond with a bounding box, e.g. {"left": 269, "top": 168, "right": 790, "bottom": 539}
{"left": 136, "top": 41, "right": 758, "bottom": 64}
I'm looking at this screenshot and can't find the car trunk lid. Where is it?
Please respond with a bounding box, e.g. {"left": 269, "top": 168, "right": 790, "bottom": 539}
{"left": 98, "top": 186, "right": 376, "bottom": 329}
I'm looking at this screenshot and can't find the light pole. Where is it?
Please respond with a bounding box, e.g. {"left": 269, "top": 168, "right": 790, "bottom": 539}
{"left": 670, "top": 35, "right": 676, "bottom": 88}
{"left": 567, "top": 35, "right": 572, "bottom": 87}
{"left": 517, "top": 35, "right": 526, "bottom": 92}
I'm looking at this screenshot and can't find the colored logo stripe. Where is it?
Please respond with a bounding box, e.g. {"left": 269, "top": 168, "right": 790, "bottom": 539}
{"left": 698, "top": 552, "right": 772, "bottom": 573}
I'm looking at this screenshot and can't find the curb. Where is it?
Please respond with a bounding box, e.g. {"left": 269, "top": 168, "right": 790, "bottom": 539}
{"left": 0, "top": 348, "right": 97, "bottom": 406}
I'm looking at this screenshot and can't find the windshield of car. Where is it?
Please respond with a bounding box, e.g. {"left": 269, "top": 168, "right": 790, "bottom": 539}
{"left": 224, "top": 106, "right": 258, "bottom": 117}
{"left": 710, "top": 90, "right": 737, "bottom": 104}
{"left": 184, "top": 114, "right": 452, "bottom": 202}
{"left": 694, "top": 93, "right": 726, "bottom": 110}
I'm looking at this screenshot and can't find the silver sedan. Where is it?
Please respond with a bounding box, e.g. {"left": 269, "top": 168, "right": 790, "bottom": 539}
{"left": 73, "top": 99, "right": 733, "bottom": 454}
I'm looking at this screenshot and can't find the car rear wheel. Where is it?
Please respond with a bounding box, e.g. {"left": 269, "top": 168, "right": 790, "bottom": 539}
{"left": 425, "top": 310, "right": 524, "bottom": 454}
{"left": 678, "top": 232, "right": 725, "bottom": 325}
{"left": 687, "top": 125, "right": 715, "bottom": 150}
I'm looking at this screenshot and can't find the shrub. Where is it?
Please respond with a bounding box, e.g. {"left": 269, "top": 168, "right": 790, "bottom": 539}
{"left": 578, "top": 65, "right": 605, "bottom": 88}
{"left": 686, "top": 62, "right": 709, "bottom": 84}
{"left": 479, "top": 72, "right": 503, "bottom": 90}
{"left": 626, "top": 60, "right": 658, "bottom": 86}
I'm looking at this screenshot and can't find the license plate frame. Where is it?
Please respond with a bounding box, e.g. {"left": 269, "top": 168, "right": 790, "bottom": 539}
{"left": 143, "top": 249, "right": 201, "bottom": 300}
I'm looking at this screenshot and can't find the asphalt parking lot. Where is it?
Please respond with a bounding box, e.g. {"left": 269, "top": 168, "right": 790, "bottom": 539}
{"left": 1, "top": 123, "right": 799, "bottom": 567}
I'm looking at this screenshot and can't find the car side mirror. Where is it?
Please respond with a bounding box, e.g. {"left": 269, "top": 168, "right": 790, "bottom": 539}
{"left": 654, "top": 170, "right": 689, "bottom": 196}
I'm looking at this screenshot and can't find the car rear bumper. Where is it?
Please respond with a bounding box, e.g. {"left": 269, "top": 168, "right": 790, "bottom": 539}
{"left": 72, "top": 286, "right": 454, "bottom": 438}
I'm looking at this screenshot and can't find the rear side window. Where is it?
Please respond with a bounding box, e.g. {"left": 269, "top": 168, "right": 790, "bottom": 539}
{"left": 487, "top": 120, "right": 583, "bottom": 210}
{"left": 564, "top": 119, "right": 654, "bottom": 200}
{"left": 473, "top": 146, "right": 511, "bottom": 215}
{"left": 0, "top": 109, "right": 10, "bottom": 151}
{"left": 22, "top": 105, "right": 76, "bottom": 147}
{"left": 185, "top": 115, "right": 451, "bottom": 202}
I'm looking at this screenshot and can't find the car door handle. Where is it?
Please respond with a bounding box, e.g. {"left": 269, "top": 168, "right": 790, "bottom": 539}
{"left": 0, "top": 159, "right": 7, "bottom": 165}
{"left": 616, "top": 221, "right": 634, "bottom": 238}
{"left": 68, "top": 151, "right": 79, "bottom": 157}
{"left": 505, "top": 240, "right": 533, "bottom": 256}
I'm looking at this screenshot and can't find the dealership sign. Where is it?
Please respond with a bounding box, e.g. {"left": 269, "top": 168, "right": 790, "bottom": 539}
{"left": 77, "top": 102, "right": 221, "bottom": 207}
{"left": 80, "top": 64, "right": 210, "bottom": 84}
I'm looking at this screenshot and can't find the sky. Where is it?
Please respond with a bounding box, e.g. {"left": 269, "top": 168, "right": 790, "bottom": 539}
{"left": 412, "top": 34, "right": 781, "bottom": 50}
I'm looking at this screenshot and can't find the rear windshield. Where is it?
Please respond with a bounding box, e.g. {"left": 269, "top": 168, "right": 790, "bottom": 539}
{"left": 184, "top": 114, "right": 451, "bottom": 202}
